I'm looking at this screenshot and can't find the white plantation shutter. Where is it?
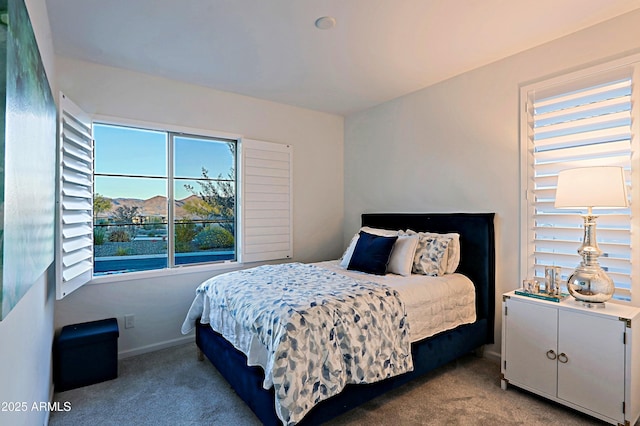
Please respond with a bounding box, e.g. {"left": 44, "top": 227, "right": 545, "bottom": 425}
{"left": 521, "top": 56, "right": 640, "bottom": 303}
{"left": 241, "top": 139, "right": 292, "bottom": 262}
{"left": 56, "top": 93, "right": 93, "bottom": 299}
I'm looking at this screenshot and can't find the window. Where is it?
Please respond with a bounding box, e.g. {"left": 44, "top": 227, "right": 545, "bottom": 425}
{"left": 56, "top": 94, "right": 292, "bottom": 299}
{"left": 93, "top": 124, "right": 237, "bottom": 275}
{"left": 520, "top": 54, "right": 640, "bottom": 304}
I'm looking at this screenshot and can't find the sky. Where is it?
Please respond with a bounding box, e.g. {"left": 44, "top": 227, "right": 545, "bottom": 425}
{"left": 93, "top": 123, "right": 235, "bottom": 200}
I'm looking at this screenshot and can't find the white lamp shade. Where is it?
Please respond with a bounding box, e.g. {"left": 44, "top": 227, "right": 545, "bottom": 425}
{"left": 554, "top": 166, "right": 628, "bottom": 209}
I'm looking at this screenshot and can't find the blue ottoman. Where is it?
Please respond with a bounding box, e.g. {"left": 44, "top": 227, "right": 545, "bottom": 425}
{"left": 54, "top": 318, "right": 119, "bottom": 392}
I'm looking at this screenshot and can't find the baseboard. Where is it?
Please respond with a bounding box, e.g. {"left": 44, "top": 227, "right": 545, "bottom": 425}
{"left": 115, "top": 335, "right": 500, "bottom": 363}
{"left": 483, "top": 348, "right": 501, "bottom": 363}
{"left": 117, "top": 335, "right": 193, "bottom": 359}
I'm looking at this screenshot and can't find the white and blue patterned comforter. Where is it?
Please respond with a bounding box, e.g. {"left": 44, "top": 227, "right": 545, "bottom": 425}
{"left": 181, "top": 262, "right": 413, "bottom": 425}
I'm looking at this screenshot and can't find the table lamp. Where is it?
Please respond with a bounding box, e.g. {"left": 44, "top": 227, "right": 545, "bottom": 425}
{"left": 554, "top": 166, "right": 628, "bottom": 307}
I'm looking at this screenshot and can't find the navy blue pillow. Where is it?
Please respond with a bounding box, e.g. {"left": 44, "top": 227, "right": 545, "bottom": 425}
{"left": 347, "top": 231, "right": 398, "bottom": 275}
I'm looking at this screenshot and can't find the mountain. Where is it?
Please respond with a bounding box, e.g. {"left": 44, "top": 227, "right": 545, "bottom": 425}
{"left": 99, "top": 195, "right": 201, "bottom": 218}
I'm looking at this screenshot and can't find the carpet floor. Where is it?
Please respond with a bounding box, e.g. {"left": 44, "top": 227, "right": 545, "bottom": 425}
{"left": 49, "top": 342, "right": 615, "bottom": 425}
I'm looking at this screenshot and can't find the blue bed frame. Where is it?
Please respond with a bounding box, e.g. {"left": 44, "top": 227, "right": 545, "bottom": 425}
{"left": 196, "top": 213, "right": 495, "bottom": 425}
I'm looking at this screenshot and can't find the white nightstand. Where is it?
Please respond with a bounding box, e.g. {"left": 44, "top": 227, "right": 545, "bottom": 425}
{"left": 501, "top": 290, "right": 640, "bottom": 425}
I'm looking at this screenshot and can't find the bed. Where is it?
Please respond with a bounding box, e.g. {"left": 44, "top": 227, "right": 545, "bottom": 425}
{"left": 183, "top": 212, "right": 495, "bottom": 425}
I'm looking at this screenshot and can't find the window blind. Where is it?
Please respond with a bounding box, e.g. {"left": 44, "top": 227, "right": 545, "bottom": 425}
{"left": 241, "top": 139, "right": 293, "bottom": 263}
{"left": 56, "top": 93, "right": 94, "bottom": 299}
{"left": 523, "top": 71, "right": 636, "bottom": 301}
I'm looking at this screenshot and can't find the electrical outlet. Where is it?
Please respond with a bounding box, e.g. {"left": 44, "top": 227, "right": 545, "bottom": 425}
{"left": 124, "top": 314, "right": 135, "bottom": 329}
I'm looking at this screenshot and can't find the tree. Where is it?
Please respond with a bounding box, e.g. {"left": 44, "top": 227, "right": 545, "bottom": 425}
{"left": 182, "top": 196, "right": 218, "bottom": 218}
{"left": 184, "top": 142, "right": 236, "bottom": 234}
{"left": 93, "top": 194, "right": 112, "bottom": 220}
{"left": 112, "top": 205, "right": 141, "bottom": 240}
{"left": 184, "top": 168, "right": 235, "bottom": 233}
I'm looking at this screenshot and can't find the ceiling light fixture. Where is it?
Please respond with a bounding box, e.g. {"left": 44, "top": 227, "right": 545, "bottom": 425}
{"left": 315, "top": 16, "right": 336, "bottom": 30}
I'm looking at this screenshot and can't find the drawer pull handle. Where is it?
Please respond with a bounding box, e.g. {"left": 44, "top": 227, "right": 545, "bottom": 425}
{"left": 546, "top": 350, "right": 557, "bottom": 360}
{"left": 558, "top": 353, "right": 569, "bottom": 364}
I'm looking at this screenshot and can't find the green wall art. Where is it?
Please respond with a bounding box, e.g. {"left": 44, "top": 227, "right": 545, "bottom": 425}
{"left": 0, "top": 0, "right": 56, "bottom": 320}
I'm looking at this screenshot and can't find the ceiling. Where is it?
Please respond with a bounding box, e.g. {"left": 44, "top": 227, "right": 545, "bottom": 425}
{"left": 46, "top": 0, "right": 640, "bottom": 116}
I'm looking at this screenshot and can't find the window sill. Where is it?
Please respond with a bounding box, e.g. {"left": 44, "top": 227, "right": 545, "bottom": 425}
{"left": 88, "top": 260, "right": 243, "bottom": 285}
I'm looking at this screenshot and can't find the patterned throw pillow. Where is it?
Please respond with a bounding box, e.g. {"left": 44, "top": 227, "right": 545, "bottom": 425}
{"left": 409, "top": 234, "right": 451, "bottom": 276}
{"left": 419, "top": 232, "right": 460, "bottom": 274}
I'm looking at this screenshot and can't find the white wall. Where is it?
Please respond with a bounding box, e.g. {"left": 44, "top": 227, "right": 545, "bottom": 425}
{"left": 344, "top": 9, "right": 640, "bottom": 359}
{"left": 54, "top": 58, "right": 345, "bottom": 357}
{"left": 0, "top": 1, "right": 57, "bottom": 425}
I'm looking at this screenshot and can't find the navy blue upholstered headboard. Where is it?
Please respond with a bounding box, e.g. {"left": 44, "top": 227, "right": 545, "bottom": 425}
{"left": 361, "top": 213, "right": 496, "bottom": 344}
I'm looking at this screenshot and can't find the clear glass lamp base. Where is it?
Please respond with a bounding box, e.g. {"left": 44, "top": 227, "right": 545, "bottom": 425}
{"left": 566, "top": 214, "right": 615, "bottom": 308}
{"left": 566, "top": 265, "right": 614, "bottom": 308}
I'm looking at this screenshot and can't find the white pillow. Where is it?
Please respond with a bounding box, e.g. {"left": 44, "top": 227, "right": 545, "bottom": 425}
{"left": 339, "top": 233, "right": 360, "bottom": 268}
{"left": 360, "top": 226, "right": 398, "bottom": 237}
{"left": 386, "top": 235, "right": 419, "bottom": 276}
